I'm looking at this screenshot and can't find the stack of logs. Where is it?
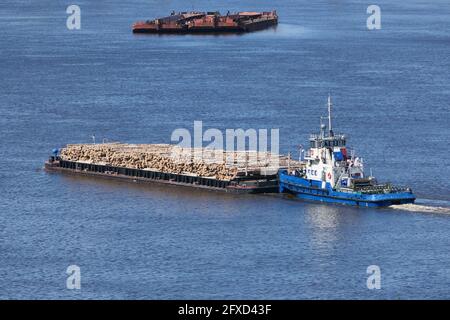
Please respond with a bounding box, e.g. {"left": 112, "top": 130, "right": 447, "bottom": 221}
{"left": 59, "top": 143, "right": 301, "bottom": 181}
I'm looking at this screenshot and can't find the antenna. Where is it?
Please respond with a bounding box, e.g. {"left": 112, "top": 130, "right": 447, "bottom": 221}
{"left": 92, "top": 134, "right": 96, "bottom": 144}
{"left": 297, "top": 144, "right": 304, "bottom": 161}
{"left": 245, "top": 151, "right": 248, "bottom": 176}
{"left": 327, "top": 94, "right": 333, "bottom": 136}
{"left": 287, "top": 151, "right": 291, "bottom": 173}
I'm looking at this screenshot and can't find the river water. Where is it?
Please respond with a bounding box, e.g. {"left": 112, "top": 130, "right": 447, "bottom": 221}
{"left": 0, "top": 0, "right": 449, "bottom": 299}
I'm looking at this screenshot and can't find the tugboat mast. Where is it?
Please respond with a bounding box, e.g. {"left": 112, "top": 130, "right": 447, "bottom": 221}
{"left": 327, "top": 94, "right": 333, "bottom": 137}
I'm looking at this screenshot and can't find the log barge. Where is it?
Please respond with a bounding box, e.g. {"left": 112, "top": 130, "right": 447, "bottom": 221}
{"left": 132, "top": 11, "right": 278, "bottom": 34}
{"left": 45, "top": 143, "right": 302, "bottom": 194}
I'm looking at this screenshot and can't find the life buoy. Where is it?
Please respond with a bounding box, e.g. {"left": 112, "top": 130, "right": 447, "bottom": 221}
{"left": 327, "top": 172, "right": 331, "bottom": 179}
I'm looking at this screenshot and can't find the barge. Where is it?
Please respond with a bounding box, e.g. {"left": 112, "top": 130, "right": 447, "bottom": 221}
{"left": 45, "top": 143, "right": 301, "bottom": 194}
{"left": 132, "top": 11, "right": 278, "bottom": 34}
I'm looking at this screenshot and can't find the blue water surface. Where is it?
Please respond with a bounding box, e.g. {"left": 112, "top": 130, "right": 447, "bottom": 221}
{"left": 0, "top": 0, "right": 449, "bottom": 299}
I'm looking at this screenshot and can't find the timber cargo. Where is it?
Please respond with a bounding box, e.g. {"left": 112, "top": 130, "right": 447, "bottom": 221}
{"left": 45, "top": 143, "right": 302, "bottom": 194}
{"left": 132, "top": 11, "right": 278, "bottom": 34}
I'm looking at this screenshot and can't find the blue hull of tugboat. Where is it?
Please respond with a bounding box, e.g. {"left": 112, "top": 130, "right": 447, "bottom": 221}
{"left": 278, "top": 171, "right": 416, "bottom": 207}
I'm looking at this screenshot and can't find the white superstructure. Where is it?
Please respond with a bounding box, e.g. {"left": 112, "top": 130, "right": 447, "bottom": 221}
{"left": 302, "top": 95, "right": 365, "bottom": 189}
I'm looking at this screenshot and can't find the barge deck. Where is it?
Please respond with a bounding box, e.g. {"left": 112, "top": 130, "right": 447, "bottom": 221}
{"left": 45, "top": 143, "right": 303, "bottom": 194}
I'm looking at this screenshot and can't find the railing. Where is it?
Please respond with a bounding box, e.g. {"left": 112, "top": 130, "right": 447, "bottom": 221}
{"left": 355, "top": 184, "right": 411, "bottom": 194}
{"left": 309, "top": 133, "right": 346, "bottom": 140}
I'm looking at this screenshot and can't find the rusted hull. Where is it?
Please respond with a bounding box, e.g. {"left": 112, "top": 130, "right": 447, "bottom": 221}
{"left": 133, "top": 27, "right": 245, "bottom": 34}
{"left": 132, "top": 26, "right": 187, "bottom": 34}
{"left": 241, "top": 18, "right": 278, "bottom": 32}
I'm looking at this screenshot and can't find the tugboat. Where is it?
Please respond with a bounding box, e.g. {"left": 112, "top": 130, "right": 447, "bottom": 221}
{"left": 278, "top": 96, "right": 416, "bottom": 207}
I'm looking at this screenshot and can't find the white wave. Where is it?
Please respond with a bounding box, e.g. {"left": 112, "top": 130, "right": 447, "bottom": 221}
{"left": 390, "top": 203, "right": 450, "bottom": 215}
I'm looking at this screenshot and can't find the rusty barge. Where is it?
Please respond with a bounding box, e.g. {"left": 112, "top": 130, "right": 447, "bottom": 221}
{"left": 45, "top": 143, "right": 302, "bottom": 194}
{"left": 132, "top": 11, "right": 278, "bottom": 34}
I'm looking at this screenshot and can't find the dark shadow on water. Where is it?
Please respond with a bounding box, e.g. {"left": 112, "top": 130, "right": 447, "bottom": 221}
{"left": 132, "top": 25, "right": 278, "bottom": 38}
{"left": 48, "top": 170, "right": 265, "bottom": 203}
